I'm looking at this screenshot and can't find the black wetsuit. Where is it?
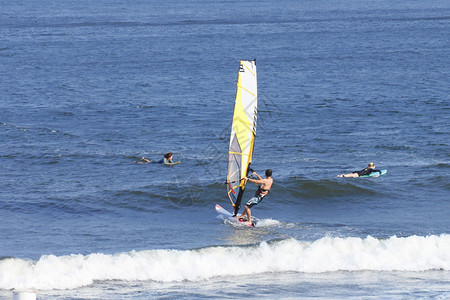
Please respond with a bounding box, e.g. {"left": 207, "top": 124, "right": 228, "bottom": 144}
{"left": 355, "top": 168, "right": 382, "bottom": 176}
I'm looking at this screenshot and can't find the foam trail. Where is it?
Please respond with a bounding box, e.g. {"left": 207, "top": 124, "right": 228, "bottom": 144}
{"left": 1, "top": 235, "right": 449, "bottom": 290}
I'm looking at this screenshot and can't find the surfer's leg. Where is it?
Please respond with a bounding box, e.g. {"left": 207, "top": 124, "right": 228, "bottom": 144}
{"left": 245, "top": 206, "right": 252, "bottom": 224}
{"left": 238, "top": 206, "right": 251, "bottom": 224}
{"left": 140, "top": 157, "right": 151, "bottom": 163}
{"left": 241, "top": 196, "right": 257, "bottom": 220}
{"left": 239, "top": 207, "right": 248, "bottom": 220}
{"left": 338, "top": 172, "right": 359, "bottom": 177}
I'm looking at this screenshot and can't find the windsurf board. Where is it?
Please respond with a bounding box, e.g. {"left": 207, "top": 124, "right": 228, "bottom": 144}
{"left": 215, "top": 204, "right": 255, "bottom": 227}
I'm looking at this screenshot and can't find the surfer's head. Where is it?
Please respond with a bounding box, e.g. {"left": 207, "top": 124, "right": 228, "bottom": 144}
{"left": 368, "top": 162, "right": 375, "bottom": 169}
{"left": 265, "top": 169, "right": 272, "bottom": 177}
{"left": 164, "top": 152, "right": 173, "bottom": 159}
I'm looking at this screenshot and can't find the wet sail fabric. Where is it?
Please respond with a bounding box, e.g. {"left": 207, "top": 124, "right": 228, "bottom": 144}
{"left": 227, "top": 60, "right": 257, "bottom": 216}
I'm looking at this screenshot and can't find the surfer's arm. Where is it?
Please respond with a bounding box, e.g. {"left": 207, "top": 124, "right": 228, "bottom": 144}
{"left": 245, "top": 177, "right": 263, "bottom": 184}
{"left": 252, "top": 172, "right": 263, "bottom": 180}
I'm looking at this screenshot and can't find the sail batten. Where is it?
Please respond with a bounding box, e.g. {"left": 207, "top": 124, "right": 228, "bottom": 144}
{"left": 226, "top": 60, "right": 257, "bottom": 216}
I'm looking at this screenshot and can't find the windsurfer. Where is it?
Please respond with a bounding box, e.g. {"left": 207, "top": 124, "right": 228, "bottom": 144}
{"left": 238, "top": 169, "right": 273, "bottom": 226}
{"left": 337, "top": 162, "right": 381, "bottom": 177}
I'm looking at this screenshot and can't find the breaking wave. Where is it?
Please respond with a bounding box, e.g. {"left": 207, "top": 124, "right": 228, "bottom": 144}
{"left": 1, "top": 234, "right": 449, "bottom": 290}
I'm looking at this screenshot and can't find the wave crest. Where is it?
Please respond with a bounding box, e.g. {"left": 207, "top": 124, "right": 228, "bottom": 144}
{"left": 1, "top": 234, "right": 449, "bottom": 290}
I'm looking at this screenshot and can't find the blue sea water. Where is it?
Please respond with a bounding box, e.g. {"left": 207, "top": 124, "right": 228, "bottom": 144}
{"left": 1, "top": 0, "right": 449, "bottom": 298}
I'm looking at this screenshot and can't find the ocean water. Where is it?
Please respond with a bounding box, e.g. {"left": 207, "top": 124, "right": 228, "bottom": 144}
{"left": 1, "top": 0, "right": 449, "bottom": 298}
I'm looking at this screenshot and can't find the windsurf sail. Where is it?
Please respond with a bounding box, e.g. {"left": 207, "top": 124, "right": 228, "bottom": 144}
{"left": 226, "top": 60, "right": 257, "bottom": 216}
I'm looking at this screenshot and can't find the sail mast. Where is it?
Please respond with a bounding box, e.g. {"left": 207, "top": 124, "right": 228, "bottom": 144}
{"left": 226, "top": 60, "right": 257, "bottom": 216}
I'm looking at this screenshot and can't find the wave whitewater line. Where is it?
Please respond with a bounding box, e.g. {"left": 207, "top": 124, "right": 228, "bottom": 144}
{"left": 1, "top": 234, "right": 449, "bottom": 290}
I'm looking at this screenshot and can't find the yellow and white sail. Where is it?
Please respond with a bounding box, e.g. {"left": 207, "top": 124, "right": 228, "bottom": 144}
{"left": 226, "top": 60, "right": 257, "bottom": 216}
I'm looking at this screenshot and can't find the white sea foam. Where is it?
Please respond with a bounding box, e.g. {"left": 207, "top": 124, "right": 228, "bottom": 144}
{"left": 1, "top": 234, "right": 449, "bottom": 290}
{"left": 254, "top": 218, "right": 282, "bottom": 227}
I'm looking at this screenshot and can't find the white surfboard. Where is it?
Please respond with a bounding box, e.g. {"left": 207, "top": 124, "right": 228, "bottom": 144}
{"left": 215, "top": 204, "right": 234, "bottom": 217}
{"left": 215, "top": 204, "right": 255, "bottom": 227}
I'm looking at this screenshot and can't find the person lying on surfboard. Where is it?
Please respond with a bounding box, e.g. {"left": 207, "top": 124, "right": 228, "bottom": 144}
{"left": 238, "top": 169, "right": 273, "bottom": 226}
{"left": 134, "top": 153, "right": 180, "bottom": 165}
{"left": 337, "top": 162, "right": 381, "bottom": 177}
